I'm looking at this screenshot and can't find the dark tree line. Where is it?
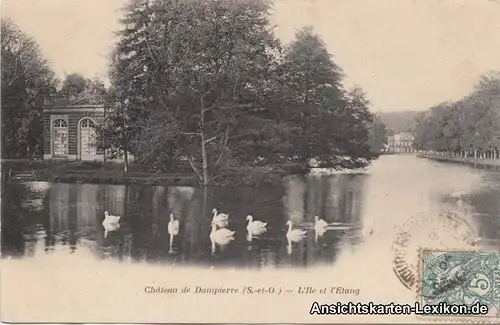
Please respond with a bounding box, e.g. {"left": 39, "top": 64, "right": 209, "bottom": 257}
{"left": 413, "top": 72, "right": 500, "bottom": 159}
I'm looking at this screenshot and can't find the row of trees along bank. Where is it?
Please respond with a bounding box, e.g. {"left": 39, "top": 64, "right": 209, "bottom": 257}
{"left": 413, "top": 72, "right": 500, "bottom": 160}
{"left": 96, "top": 0, "right": 385, "bottom": 185}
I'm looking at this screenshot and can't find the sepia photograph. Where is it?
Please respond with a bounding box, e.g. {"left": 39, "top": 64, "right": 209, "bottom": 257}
{"left": 1, "top": 0, "right": 500, "bottom": 323}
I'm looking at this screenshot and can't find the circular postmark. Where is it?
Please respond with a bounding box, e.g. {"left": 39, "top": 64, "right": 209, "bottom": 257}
{"left": 391, "top": 211, "right": 477, "bottom": 291}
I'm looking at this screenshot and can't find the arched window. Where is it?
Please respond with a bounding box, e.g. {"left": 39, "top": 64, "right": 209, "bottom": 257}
{"left": 54, "top": 119, "right": 67, "bottom": 128}
{"left": 53, "top": 119, "right": 68, "bottom": 156}
{"left": 80, "top": 118, "right": 95, "bottom": 128}
{"left": 79, "top": 118, "right": 97, "bottom": 159}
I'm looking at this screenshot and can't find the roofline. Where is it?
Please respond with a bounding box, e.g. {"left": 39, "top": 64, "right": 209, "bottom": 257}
{"left": 43, "top": 106, "right": 105, "bottom": 113}
{"left": 42, "top": 104, "right": 104, "bottom": 108}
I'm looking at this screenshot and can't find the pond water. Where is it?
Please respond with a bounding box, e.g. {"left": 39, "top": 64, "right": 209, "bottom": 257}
{"left": 2, "top": 155, "right": 500, "bottom": 270}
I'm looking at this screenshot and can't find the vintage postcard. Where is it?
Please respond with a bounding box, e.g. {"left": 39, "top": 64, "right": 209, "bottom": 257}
{"left": 1, "top": 0, "right": 500, "bottom": 323}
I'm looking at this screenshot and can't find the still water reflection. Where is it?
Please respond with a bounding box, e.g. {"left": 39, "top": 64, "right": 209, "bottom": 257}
{"left": 2, "top": 155, "right": 499, "bottom": 269}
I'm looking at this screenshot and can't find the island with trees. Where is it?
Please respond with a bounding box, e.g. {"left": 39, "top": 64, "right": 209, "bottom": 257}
{"left": 2, "top": 0, "right": 390, "bottom": 187}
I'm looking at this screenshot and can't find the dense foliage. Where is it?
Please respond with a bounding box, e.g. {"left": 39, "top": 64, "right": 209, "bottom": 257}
{"left": 56, "top": 72, "right": 107, "bottom": 103}
{"left": 101, "top": 0, "right": 378, "bottom": 184}
{"left": 1, "top": 19, "right": 57, "bottom": 158}
{"left": 1, "top": 18, "right": 106, "bottom": 159}
{"left": 2, "top": 1, "right": 385, "bottom": 184}
{"left": 368, "top": 114, "right": 389, "bottom": 153}
{"left": 413, "top": 72, "right": 500, "bottom": 158}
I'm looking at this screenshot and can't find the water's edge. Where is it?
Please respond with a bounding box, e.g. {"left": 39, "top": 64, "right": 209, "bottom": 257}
{"left": 418, "top": 153, "right": 500, "bottom": 170}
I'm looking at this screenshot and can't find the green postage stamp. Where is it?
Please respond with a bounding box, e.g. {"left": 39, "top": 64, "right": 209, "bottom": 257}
{"left": 419, "top": 249, "right": 500, "bottom": 323}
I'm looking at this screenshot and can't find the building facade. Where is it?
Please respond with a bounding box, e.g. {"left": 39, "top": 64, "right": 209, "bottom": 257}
{"left": 387, "top": 132, "right": 415, "bottom": 153}
{"left": 43, "top": 94, "right": 105, "bottom": 161}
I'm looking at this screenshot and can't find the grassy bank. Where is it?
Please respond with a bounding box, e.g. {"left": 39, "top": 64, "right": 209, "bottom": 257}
{"left": 417, "top": 153, "right": 500, "bottom": 169}
{"left": 2, "top": 159, "right": 307, "bottom": 187}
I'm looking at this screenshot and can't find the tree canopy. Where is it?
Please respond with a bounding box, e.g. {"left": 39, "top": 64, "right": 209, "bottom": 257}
{"left": 99, "top": 0, "right": 378, "bottom": 183}
{"left": 57, "top": 73, "right": 107, "bottom": 103}
{"left": 413, "top": 71, "right": 500, "bottom": 158}
{"left": 1, "top": 19, "right": 57, "bottom": 158}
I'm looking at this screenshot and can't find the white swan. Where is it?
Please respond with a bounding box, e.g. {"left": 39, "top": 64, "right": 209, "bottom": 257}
{"left": 167, "top": 213, "right": 179, "bottom": 251}
{"left": 286, "top": 220, "right": 307, "bottom": 242}
{"left": 210, "top": 222, "right": 235, "bottom": 246}
{"left": 103, "top": 220, "right": 120, "bottom": 239}
{"left": 103, "top": 211, "right": 120, "bottom": 224}
{"left": 315, "top": 228, "right": 327, "bottom": 244}
{"left": 167, "top": 214, "right": 179, "bottom": 236}
{"left": 212, "top": 208, "right": 229, "bottom": 228}
{"left": 246, "top": 215, "right": 267, "bottom": 235}
{"left": 314, "top": 216, "right": 328, "bottom": 231}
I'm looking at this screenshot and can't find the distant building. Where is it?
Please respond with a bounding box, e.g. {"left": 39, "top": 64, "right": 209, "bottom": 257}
{"left": 43, "top": 93, "right": 104, "bottom": 161}
{"left": 387, "top": 132, "right": 415, "bottom": 153}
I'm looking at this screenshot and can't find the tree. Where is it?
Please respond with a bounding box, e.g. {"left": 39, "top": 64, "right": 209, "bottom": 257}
{"left": 329, "top": 86, "right": 375, "bottom": 166}
{"left": 59, "top": 73, "right": 87, "bottom": 97}
{"left": 95, "top": 86, "right": 132, "bottom": 171}
{"left": 279, "top": 27, "right": 375, "bottom": 168}
{"left": 95, "top": 1, "right": 157, "bottom": 172}
{"left": 413, "top": 71, "right": 500, "bottom": 159}
{"left": 105, "top": 1, "right": 379, "bottom": 179}
{"left": 1, "top": 19, "right": 57, "bottom": 158}
{"left": 278, "top": 26, "right": 343, "bottom": 163}
{"left": 57, "top": 73, "right": 106, "bottom": 101}
{"left": 469, "top": 72, "right": 500, "bottom": 155}
{"left": 109, "top": 0, "right": 282, "bottom": 184}
{"left": 368, "top": 114, "right": 388, "bottom": 153}
{"left": 84, "top": 77, "right": 107, "bottom": 104}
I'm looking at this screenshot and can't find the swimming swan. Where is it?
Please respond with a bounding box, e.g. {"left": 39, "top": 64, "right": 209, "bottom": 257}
{"left": 167, "top": 213, "right": 179, "bottom": 251}
{"left": 103, "top": 211, "right": 120, "bottom": 224}
{"left": 314, "top": 216, "right": 328, "bottom": 231}
{"left": 314, "top": 226, "right": 327, "bottom": 244}
{"left": 210, "top": 222, "right": 235, "bottom": 246}
{"left": 167, "top": 214, "right": 179, "bottom": 236}
{"left": 286, "top": 220, "right": 307, "bottom": 242}
{"left": 246, "top": 215, "right": 267, "bottom": 235}
{"left": 103, "top": 219, "right": 120, "bottom": 238}
{"left": 212, "top": 208, "right": 229, "bottom": 228}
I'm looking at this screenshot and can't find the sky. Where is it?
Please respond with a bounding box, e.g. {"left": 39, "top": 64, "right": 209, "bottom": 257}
{"left": 3, "top": 0, "right": 500, "bottom": 112}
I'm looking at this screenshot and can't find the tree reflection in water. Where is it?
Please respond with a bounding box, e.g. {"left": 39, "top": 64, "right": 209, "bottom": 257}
{"left": 1, "top": 173, "right": 367, "bottom": 269}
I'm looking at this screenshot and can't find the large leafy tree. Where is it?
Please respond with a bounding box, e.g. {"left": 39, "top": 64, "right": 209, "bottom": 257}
{"left": 279, "top": 27, "right": 375, "bottom": 168}
{"left": 1, "top": 19, "right": 57, "bottom": 158}
{"left": 107, "top": 0, "right": 282, "bottom": 184}
{"left": 368, "top": 114, "right": 388, "bottom": 153}
{"left": 104, "top": 1, "right": 379, "bottom": 179}
{"left": 57, "top": 73, "right": 106, "bottom": 102}
{"left": 279, "top": 26, "right": 344, "bottom": 162}
{"left": 59, "top": 73, "right": 87, "bottom": 97}
{"left": 95, "top": 86, "right": 132, "bottom": 170}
